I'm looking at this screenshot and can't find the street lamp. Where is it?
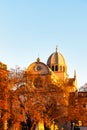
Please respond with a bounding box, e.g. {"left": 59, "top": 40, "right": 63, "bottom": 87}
{"left": 71, "top": 122, "right": 75, "bottom": 130}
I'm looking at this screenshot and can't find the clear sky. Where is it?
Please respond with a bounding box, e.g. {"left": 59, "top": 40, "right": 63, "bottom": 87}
{"left": 0, "top": 0, "right": 87, "bottom": 87}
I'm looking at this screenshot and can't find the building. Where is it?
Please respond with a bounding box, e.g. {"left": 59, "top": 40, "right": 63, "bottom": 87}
{"left": 25, "top": 47, "right": 78, "bottom": 130}
{"left": 26, "top": 47, "right": 78, "bottom": 92}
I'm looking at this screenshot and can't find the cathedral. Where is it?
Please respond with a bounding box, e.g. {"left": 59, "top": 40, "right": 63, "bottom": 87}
{"left": 26, "top": 47, "right": 78, "bottom": 92}
{"left": 0, "top": 47, "right": 87, "bottom": 130}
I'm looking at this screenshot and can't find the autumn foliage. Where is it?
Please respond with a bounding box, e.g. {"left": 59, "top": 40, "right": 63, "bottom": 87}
{"left": 0, "top": 66, "right": 69, "bottom": 130}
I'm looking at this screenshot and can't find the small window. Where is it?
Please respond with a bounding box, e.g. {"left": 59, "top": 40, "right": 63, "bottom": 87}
{"left": 55, "top": 65, "right": 58, "bottom": 71}
{"left": 63, "top": 66, "right": 65, "bottom": 72}
{"left": 83, "top": 103, "right": 86, "bottom": 108}
{"left": 60, "top": 66, "right": 62, "bottom": 71}
{"left": 52, "top": 66, "right": 54, "bottom": 71}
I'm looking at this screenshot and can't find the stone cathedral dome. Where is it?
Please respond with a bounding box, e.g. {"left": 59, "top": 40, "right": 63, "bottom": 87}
{"left": 47, "top": 47, "right": 67, "bottom": 73}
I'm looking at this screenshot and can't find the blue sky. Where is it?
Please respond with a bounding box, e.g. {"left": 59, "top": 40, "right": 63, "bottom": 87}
{"left": 0, "top": 0, "right": 87, "bottom": 87}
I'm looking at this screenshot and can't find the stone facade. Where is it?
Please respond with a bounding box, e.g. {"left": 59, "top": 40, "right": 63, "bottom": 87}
{"left": 69, "top": 92, "right": 87, "bottom": 127}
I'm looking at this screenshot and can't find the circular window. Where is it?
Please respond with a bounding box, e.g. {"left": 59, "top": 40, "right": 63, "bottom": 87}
{"left": 34, "top": 65, "right": 42, "bottom": 71}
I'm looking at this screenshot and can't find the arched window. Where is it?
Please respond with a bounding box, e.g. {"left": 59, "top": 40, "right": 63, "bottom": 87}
{"left": 52, "top": 65, "right": 54, "bottom": 71}
{"left": 34, "top": 77, "right": 42, "bottom": 88}
{"left": 55, "top": 65, "right": 58, "bottom": 71}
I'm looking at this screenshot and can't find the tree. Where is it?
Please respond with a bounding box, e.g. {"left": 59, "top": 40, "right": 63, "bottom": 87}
{"left": 0, "top": 63, "right": 8, "bottom": 130}
{"left": 2, "top": 67, "right": 69, "bottom": 130}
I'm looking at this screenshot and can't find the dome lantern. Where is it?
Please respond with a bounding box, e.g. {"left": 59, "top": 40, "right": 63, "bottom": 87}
{"left": 56, "top": 46, "right": 58, "bottom": 53}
